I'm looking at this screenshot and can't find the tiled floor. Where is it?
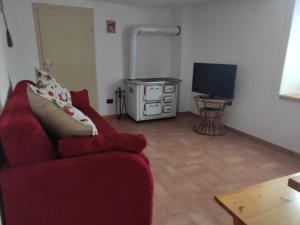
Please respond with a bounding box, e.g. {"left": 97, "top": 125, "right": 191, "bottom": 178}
{"left": 109, "top": 114, "right": 300, "bottom": 225}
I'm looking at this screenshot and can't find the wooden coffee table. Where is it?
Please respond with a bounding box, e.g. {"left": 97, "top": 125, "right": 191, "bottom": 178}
{"left": 215, "top": 173, "right": 300, "bottom": 225}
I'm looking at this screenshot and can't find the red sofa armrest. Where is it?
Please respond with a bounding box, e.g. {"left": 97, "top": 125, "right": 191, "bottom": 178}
{"left": 0, "top": 152, "right": 154, "bottom": 225}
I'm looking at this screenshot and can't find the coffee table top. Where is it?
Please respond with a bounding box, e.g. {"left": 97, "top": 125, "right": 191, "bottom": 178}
{"left": 214, "top": 173, "right": 300, "bottom": 225}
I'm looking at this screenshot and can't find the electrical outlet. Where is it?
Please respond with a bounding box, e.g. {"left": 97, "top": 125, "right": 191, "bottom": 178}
{"left": 107, "top": 99, "right": 113, "bottom": 104}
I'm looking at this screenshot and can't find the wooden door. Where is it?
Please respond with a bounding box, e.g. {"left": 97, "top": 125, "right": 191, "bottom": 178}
{"left": 33, "top": 4, "right": 98, "bottom": 109}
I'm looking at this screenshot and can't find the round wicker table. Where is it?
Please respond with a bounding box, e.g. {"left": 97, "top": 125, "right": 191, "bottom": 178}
{"left": 193, "top": 95, "right": 231, "bottom": 136}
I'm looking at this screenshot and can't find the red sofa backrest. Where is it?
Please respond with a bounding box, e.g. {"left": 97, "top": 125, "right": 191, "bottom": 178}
{"left": 0, "top": 80, "right": 57, "bottom": 167}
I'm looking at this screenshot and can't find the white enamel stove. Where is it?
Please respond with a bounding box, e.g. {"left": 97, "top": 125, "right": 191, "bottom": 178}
{"left": 124, "top": 78, "right": 181, "bottom": 121}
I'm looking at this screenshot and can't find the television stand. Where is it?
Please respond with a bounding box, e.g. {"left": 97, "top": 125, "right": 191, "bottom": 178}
{"left": 193, "top": 95, "right": 232, "bottom": 135}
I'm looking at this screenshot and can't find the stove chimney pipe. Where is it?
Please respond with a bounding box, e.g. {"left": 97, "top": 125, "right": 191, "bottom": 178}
{"left": 129, "top": 25, "right": 181, "bottom": 80}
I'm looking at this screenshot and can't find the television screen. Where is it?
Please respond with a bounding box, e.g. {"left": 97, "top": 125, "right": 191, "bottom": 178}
{"left": 192, "top": 63, "right": 237, "bottom": 99}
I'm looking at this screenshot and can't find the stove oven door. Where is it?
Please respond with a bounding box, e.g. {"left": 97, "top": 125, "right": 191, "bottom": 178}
{"left": 144, "top": 102, "right": 162, "bottom": 116}
{"left": 144, "top": 85, "right": 163, "bottom": 101}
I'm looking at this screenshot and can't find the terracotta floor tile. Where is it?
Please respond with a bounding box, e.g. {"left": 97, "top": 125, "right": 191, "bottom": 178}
{"left": 109, "top": 114, "right": 300, "bottom": 225}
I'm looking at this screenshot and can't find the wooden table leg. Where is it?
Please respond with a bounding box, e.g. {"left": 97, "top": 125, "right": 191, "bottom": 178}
{"left": 233, "top": 216, "right": 245, "bottom": 225}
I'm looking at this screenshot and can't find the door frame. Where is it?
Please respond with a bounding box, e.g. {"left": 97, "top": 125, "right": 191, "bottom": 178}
{"left": 32, "top": 3, "right": 46, "bottom": 71}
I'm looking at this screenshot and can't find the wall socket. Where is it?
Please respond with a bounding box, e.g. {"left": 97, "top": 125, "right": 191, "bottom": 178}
{"left": 107, "top": 99, "right": 113, "bottom": 104}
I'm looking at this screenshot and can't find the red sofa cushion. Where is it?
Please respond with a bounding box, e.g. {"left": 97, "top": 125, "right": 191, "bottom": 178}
{"left": 58, "top": 133, "right": 147, "bottom": 158}
{"left": 70, "top": 89, "right": 90, "bottom": 108}
{"left": 0, "top": 81, "right": 57, "bottom": 166}
{"left": 12, "top": 80, "right": 34, "bottom": 95}
{"left": 81, "top": 107, "right": 118, "bottom": 134}
{"left": 1, "top": 152, "right": 154, "bottom": 225}
{"left": 69, "top": 89, "right": 117, "bottom": 135}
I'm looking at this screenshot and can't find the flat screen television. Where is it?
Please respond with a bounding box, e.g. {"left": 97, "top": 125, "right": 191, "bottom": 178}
{"left": 192, "top": 63, "right": 237, "bottom": 99}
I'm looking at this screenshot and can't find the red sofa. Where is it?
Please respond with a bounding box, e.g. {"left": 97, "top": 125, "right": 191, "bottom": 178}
{"left": 0, "top": 80, "right": 154, "bottom": 225}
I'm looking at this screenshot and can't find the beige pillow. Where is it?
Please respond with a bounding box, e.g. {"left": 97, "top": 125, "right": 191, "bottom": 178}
{"left": 27, "top": 86, "right": 95, "bottom": 138}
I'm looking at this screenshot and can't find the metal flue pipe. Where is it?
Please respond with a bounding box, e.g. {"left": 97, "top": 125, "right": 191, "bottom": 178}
{"left": 129, "top": 25, "right": 181, "bottom": 80}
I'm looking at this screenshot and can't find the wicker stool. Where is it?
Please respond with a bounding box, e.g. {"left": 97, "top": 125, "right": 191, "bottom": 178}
{"left": 193, "top": 95, "right": 231, "bottom": 136}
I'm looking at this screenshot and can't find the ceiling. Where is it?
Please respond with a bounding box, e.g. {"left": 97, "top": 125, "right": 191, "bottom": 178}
{"left": 91, "top": 0, "right": 223, "bottom": 7}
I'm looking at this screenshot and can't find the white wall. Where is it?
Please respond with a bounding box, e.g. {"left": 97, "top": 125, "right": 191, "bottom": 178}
{"left": 280, "top": 0, "right": 300, "bottom": 94}
{"left": 4, "top": 0, "right": 300, "bottom": 152}
{"left": 0, "top": 11, "right": 11, "bottom": 113}
{"left": 175, "top": 6, "right": 197, "bottom": 112}
{"left": 3, "top": 0, "right": 177, "bottom": 115}
{"left": 188, "top": 0, "right": 300, "bottom": 153}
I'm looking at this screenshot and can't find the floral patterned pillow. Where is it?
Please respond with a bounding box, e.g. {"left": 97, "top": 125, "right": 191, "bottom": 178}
{"left": 28, "top": 84, "right": 98, "bottom": 136}
{"left": 35, "top": 68, "right": 72, "bottom": 105}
